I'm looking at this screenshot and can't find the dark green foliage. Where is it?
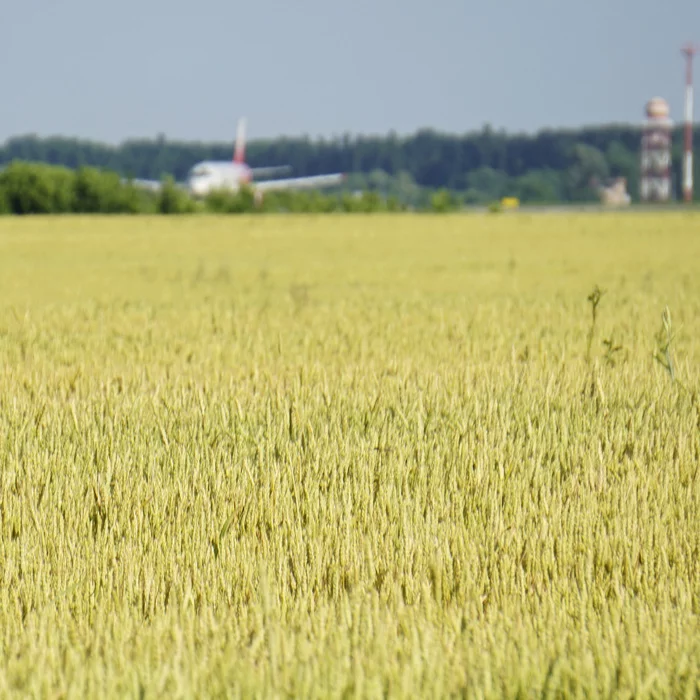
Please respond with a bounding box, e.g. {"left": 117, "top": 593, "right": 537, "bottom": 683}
{"left": 353, "top": 191, "right": 383, "bottom": 213}
{"left": 73, "top": 167, "right": 145, "bottom": 213}
{"left": 512, "top": 169, "right": 562, "bottom": 203}
{"left": 465, "top": 166, "right": 510, "bottom": 201}
{"left": 564, "top": 144, "right": 609, "bottom": 202}
{"left": 430, "top": 189, "right": 457, "bottom": 213}
{"left": 0, "top": 161, "right": 74, "bottom": 214}
{"left": 0, "top": 161, "right": 397, "bottom": 215}
{"left": 385, "top": 196, "right": 404, "bottom": 212}
{"left": 3, "top": 124, "right": 699, "bottom": 203}
{"left": 72, "top": 167, "right": 109, "bottom": 213}
{"left": 2, "top": 119, "right": 699, "bottom": 214}
{"left": 203, "top": 185, "right": 257, "bottom": 213}
{"left": 0, "top": 161, "right": 158, "bottom": 214}
{"left": 157, "top": 176, "right": 194, "bottom": 214}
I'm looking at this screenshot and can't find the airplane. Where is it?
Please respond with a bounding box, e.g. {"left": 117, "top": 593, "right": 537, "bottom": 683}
{"left": 129, "top": 118, "right": 346, "bottom": 199}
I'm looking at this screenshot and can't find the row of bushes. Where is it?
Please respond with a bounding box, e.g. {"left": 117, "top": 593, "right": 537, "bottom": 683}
{"left": 0, "top": 162, "right": 464, "bottom": 215}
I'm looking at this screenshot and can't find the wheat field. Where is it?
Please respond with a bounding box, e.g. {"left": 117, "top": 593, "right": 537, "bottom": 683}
{"left": 0, "top": 213, "right": 698, "bottom": 698}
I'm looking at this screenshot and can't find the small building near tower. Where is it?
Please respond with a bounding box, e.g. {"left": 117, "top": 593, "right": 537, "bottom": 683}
{"left": 640, "top": 97, "right": 673, "bottom": 202}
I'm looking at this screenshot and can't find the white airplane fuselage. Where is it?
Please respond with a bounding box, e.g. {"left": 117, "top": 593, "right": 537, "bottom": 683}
{"left": 187, "top": 161, "right": 253, "bottom": 196}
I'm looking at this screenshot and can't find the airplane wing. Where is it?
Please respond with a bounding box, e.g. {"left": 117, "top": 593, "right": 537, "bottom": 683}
{"left": 252, "top": 173, "right": 346, "bottom": 192}
{"left": 128, "top": 178, "right": 163, "bottom": 191}
{"left": 126, "top": 178, "right": 189, "bottom": 192}
{"left": 249, "top": 165, "right": 293, "bottom": 178}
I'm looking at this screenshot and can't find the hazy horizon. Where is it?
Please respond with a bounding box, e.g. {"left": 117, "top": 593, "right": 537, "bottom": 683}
{"left": 3, "top": 0, "right": 699, "bottom": 144}
{"left": 0, "top": 118, "right": 669, "bottom": 147}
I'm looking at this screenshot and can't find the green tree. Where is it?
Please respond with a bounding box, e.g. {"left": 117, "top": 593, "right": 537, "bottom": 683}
{"left": 606, "top": 141, "right": 638, "bottom": 200}
{"left": 0, "top": 162, "right": 68, "bottom": 214}
{"left": 73, "top": 167, "right": 111, "bottom": 212}
{"left": 204, "top": 185, "right": 257, "bottom": 214}
{"left": 430, "top": 189, "right": 456, "bottom": 212}
{"left": 514, "top": 169, "right": 561, "bottom": 203}
{"left": 6, "top": 123, "right": 700, "bottom": 205}
{"left": 565, "top": 143, "right": 609, "bottom": 201}
{"left": 157, "top": 176, "right": 194, "bottom": 214}
{"left": 466, "top": 166, "right": 510, "bottom": 201}
{"left": 367, "top": 169, "right": 391, "bottom": 193}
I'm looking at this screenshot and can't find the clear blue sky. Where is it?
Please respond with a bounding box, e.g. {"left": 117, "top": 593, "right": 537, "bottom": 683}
{"left": 3, "top": 0, "right": 699, "bottom": 143}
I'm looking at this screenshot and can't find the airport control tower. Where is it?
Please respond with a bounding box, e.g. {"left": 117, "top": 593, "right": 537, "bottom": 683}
{"left": 640, "top": 97, "right": 673, "bottom": 202}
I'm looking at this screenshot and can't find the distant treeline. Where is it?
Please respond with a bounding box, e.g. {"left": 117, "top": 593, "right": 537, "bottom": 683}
{"left": 2, "top": 124, "right": 700, "bottom": 203}
{"left": 0, "top": 161, "right": 464, "bottom": 215}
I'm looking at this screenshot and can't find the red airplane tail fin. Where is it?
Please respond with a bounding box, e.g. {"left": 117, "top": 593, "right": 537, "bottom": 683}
{"left": 233, "top": 118, "right": 246, "bottom": 163}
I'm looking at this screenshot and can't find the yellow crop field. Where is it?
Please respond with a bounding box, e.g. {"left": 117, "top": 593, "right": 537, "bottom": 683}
{"left": 0, "top": 213, "right": 698, "bottom": 698}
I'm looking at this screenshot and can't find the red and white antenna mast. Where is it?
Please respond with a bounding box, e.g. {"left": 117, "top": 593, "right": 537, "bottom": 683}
{"left": 681, "top": 43, "right": 699, "bottom": 203}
